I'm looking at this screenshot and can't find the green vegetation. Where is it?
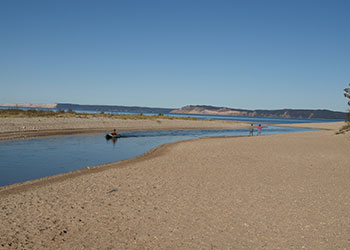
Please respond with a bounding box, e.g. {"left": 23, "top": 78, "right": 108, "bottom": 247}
{"left": 344, "top": 84, "right": 350, "bottom": 122}
{"left": 0, "top": 109, "right": 72, "bottom": 118}
{"left": 336, "top": 84, "right": 350, "bottom": 134}
{"left": 0, "top": 108, "right": 210, "bottom": 121}
{"left": 344, "top": 84, "right": 350, "bottom": 105}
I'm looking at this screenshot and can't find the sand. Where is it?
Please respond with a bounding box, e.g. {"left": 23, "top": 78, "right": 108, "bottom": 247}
{"left": 0, "top": 120, "right": 349, "bottom": 249}
{"left": 0, "top": 116, "right": 248, "bottom": 141}
{"left": 275, "top": 121, "right": 346, "bottom": 130}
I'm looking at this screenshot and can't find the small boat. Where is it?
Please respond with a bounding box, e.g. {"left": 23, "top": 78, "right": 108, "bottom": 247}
{"left": 105, "top": 133, "right": 121, "bottom": 139}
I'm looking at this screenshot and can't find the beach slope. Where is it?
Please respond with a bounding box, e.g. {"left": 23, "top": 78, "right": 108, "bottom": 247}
{"left": 0, "top": 122, "right": 349, "bottom": 249}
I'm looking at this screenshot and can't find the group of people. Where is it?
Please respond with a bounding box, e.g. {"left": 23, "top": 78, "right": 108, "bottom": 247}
{"left": 249, "top": 124, "right": 262, "bottom": 136}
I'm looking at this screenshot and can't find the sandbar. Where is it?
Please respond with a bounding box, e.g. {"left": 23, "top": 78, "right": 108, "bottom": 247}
{"left": 0, "top": 116, "right": 249, "bottom": 141}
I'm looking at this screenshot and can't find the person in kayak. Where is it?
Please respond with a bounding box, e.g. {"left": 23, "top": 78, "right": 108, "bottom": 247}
{"left": 111, "top": 129, "right": 118, "bottom": 136}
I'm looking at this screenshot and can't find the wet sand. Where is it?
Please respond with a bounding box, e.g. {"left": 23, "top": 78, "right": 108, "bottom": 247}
{"left": 0, "top": 121, "right": 349, "bottom": 249}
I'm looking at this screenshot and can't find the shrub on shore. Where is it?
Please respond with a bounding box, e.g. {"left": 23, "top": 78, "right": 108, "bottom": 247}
{"left": 0, "top": 109, "right": 65, "bottom": 117}
{"left": 337, "top": 122, "right": 350, "bottom": 134}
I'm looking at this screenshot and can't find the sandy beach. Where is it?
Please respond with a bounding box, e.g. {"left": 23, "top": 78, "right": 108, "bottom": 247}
{"left": 275, "top": 121, "right": 347, "bottom": 130}
{"left": 0, "top": 120, "right": 349, "bottom": 249}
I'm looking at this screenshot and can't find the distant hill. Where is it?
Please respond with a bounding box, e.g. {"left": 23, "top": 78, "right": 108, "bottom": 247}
{"left": 1, "top": 103, "right": 346, "bottom": 120}
{"left": 171, "top": 105, "right": 346, "bottom": 120}
{"left": 56, "top": 103, "right": 173, "bottom": 114}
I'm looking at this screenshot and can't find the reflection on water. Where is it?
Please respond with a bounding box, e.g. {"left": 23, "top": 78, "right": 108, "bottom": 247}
{"left": 0, "top": 126, "right": 317, "bottom": 187}
{"left": 110, "top": 138, "right": 118, "bottom": 145}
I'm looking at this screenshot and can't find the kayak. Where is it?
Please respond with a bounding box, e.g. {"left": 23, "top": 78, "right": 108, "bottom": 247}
{"left": 105, "top": 133, "right": 121, "bottom": 139}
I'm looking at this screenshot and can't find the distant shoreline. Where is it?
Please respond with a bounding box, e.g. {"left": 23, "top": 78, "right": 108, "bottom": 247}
{"left": 1, "top": 103, "right": 346, "bottom": 120}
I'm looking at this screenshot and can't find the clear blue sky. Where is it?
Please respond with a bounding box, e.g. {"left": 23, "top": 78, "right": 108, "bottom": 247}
{"left": 1, "top": 0, "right": 349, "bottom": 111}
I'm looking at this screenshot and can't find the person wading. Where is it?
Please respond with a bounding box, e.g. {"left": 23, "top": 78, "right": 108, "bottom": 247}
{"left": 249, "top": 124, "right": 254, "bottom": 136}
{"left": 257, "top": 124, "right": 262, "bottom": 136}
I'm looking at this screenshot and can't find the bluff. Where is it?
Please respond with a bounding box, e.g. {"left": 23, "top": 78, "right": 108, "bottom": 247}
{"left": 171, "top": 105, "right": 346, "bottom": 120}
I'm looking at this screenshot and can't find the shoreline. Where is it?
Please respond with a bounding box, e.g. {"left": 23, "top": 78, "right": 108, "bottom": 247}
{"left": 0, "top": 121, "right": 345, "bottom": 192}
{"left": 0, "top": 116, "right": 250, "bottom": 141}
{"left": 0, "top": 137, "right": 198, "bottom": 194}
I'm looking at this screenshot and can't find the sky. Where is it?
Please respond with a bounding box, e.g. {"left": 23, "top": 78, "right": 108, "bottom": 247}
{"left": 0, "top": 0, "right": 349, "bottom": 111}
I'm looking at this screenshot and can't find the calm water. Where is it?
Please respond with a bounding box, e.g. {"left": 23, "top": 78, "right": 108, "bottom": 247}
{"left": 0, "top": 126, "right": 317, "bottom": 187}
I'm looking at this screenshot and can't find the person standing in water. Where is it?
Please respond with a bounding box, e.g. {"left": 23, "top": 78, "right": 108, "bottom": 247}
{"left": 257, "top": 124, "right": 262, "bottom": 135}
{"left": 249, "top": 124, "right": 254, "bottom": 136}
